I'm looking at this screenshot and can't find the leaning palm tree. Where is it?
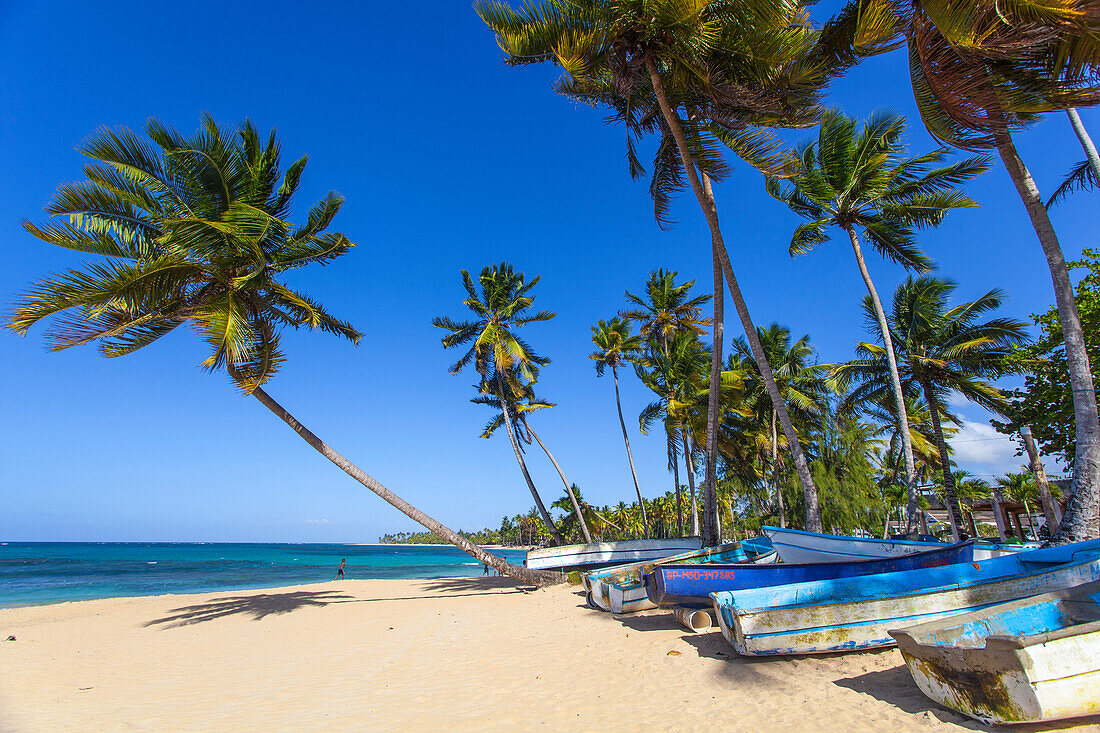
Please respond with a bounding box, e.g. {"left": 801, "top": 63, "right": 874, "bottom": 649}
{"left": 832, "top": 0, "right": 1100, "bottom": 542}
{"left": 472, "top": 381, "right": 593, "bottom": 543}
{"left": 478, "top": 0, "right": 835, "bottom": 534}
{"left": 590, "top": 316, "right": 650, "bottom": 537}
{"left": 7, "top": 116, "right": 556, "bottom": 585}
{"left": 433, "top": 263, "right": 564, "bottom": 546}
{"left": 833, "top": 276, "right": 1028, "bottom": 540}
{"left": 767, "top": 110, "right": 990, "bottom": 532}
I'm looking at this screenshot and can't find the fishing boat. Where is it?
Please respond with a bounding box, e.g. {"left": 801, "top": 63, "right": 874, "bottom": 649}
{"left": 586, "top": 538, "right": 774, "bottom": 614}
{"left": 711, "top": 539, "right": 1100, "bottom": 656}
{"left": 764, "top": 526, "right": 1022, "bottom": 564}
{"left": 525, "top": 537, "right": 702, "bottom": 572}
{"left": 645, "top": 540, "right": 976, "bottom": 610}
{"left": 889, "top": 581, "right": 1100, "bottom": 725}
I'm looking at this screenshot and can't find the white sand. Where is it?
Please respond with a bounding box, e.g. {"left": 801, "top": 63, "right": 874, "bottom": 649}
{"left": 1, "top": 577, "right": 1098, "bottom": 732}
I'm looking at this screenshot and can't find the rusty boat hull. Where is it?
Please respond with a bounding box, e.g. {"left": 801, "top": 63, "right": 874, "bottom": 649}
{"left": 889, "top": 581, "right": 1100, "bottom": 725}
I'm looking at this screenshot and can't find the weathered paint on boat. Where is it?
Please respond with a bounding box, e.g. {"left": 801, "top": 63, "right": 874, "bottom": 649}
{"left": 647, "top": 541, "right": 975, "bottom": 610}
{"left": 711, "top": 539, "right": 1100, "bottom": 656}
{"left": 889, "top": 581, "right": 1100, "bottom": 724}
{"left": 584, "top": 538, "right": 773, "bottom": 613}
{"left": 764, "top": 526, "right": 1022, "bottom": 564}
{"left": 525, "top": 537, "right": 701, "bottom": 572}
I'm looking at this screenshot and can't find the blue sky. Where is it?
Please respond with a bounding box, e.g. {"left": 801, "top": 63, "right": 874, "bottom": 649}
{"left": 1, "top": 1, "right": 1094, "bottom": 541}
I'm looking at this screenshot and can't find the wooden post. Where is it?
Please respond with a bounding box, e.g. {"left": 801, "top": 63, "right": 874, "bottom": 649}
{"left": 990, "top": 491, "right": 1009, "bottom": 542}
{"left": 1020, "top": 426, "right": 1061, "bottom": 530}
{"left": 967, "top": 508, "right": 978, "bottom": 538}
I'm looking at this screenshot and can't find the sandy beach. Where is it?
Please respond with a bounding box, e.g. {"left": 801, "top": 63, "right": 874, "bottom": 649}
{"left": 1, "top": 577, "right": 1098, "bottom": 732}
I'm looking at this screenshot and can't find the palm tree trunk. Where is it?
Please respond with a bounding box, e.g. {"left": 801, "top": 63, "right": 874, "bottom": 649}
{"left": 771, "top": 409, "right": 786, "bottom": 529}
{"left": 645, "top": 56, "right": 822, "bottom": 532}
{"left": 1067, "top": 109, "right": 1100, "bottom": 184}
{"left": 613, "top": 365, "right": 649, "bottom": 538}
{"left": 244, "top": 382, "right": 558, "bottom": 586}
{"left": 919, "top": 378, "right": 964, "bottom": 541}
{"left": 991, "top": 121, "right": 1100, "bottom": 544}
{"left": 682, "top": 431, "right": 700, "bottom": 536}
{"left": 702, "top": 172, "right": 724, "bottom": 547}
{"left": 495, "top": 376, "right": 564, "bottom": 546}
{"left": 527, "top": 426, "right": 592, "bottom": 543}
{"left": 1020, "top": 426, "right": 1061, "bottom": 533}
{"left": 845, "top": 226, "right": 921, "bottom": 533}
{"left": 670, "top": 431, "right": 683, "bottom": 537}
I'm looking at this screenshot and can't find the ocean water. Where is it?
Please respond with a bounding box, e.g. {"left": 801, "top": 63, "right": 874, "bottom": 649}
{"left": 0, "top": 543, "right": 528, "bottom": 608}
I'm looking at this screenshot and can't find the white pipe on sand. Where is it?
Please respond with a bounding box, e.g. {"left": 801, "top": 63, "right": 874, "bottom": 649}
{"left": 674, "top": 608, "right": 713, "bottom": 633}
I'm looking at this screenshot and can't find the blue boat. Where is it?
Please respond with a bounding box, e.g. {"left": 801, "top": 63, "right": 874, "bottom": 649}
{"left": 645, "top": 540, "right": 977, "bottom": 610}
{"left": 711, "top": 538, "right": 1100, "bottom": 656}
{"left": 889, "top": 581, "right": 1100, "bottom": 724}
{"left": 585, "top": 537, "right": 773, "bottom": 613}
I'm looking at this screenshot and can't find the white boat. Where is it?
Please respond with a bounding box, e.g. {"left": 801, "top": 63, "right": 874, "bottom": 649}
{"left": 764, "top": 526, "right": 1024, "bottom": 564}
{"left": 711, "top": 539, "right": 1100, "bottom": 656}
{"left": 890, "top": 580, "right": 1100, "bottom": 724}
{"left": 525, "top": 537, "right": 702, "bottom": 572}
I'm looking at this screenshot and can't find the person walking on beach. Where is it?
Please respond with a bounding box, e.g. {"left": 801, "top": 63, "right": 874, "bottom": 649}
{"left": 482, "top": 562, "right": 489, "bottom": 576}
{"left": 335, "top": 558, "right": 346, "bottom": 580}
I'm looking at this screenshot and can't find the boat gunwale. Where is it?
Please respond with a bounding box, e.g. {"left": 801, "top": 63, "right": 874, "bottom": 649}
{"left": 889, "top": 582, "right": 1100, "bottom": 651}
{"left": 712, "top": 552, "right": 1100, "bottom": 616}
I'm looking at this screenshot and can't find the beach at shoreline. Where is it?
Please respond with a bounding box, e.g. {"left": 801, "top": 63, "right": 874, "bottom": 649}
{"left": 3, "top": 577, "right": 1097, "bottom": 732}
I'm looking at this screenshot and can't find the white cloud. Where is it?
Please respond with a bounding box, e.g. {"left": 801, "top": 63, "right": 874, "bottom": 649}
{"left": 945, "top": 392, "right": 972, "bottom": 409}
{"left": 305, "top": 518, "right": 331, "bottom": 525}
{"left": 948, "top": 420, "right": 1027, "bottom": 478}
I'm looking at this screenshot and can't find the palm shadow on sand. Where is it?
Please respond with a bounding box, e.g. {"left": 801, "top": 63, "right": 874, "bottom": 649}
{"left": 144, "top": 578, "right": 527, "bottom": 628}
{"left": 144, "top": 590, "right": 358, "bottom": 628}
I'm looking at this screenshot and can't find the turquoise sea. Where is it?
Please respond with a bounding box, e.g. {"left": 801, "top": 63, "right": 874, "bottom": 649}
{"left": 0, "top": 543, "right": 527, "bottom": 608}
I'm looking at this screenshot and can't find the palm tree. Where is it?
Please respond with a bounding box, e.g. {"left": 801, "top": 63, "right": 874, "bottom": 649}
{"left": 997, "top": 471, "right": 1042, "bottom": 539}
{"left": 622, "top": 270, "right": 711, "bottom": 356}
{"left": 7, "top": 116, "right": 555, "bottom": 586}
{"left": 472, "top": 382, "right": 593, "bottom": 543}
{"left": 590, "top": 317, "right": 649, "bottom": 537}
{"left": 624, "top": 271, "right": 711, "bottom": 535}
{"left": 433, "top": 263, "right": 565, "bottom": 546}
{"left": 767, "top": 110, "right": 990, "bottom": 532}
{"left": 832, "top": 276, "right": 1028, "bottom": 540}
{"left": 478, "top": 0, "right": 835, "bottom": 534}
{"left": 1048, "top": 110, "right": 1100, "bottom": 206}
{"left": 636, "top": 333, "right": 711, "bottom": 536}
{"left": 832, "top": 0, "right": 1100, "bottom": 542}
{"left": 730, "top": 325, "right": 826, "bottom": 529}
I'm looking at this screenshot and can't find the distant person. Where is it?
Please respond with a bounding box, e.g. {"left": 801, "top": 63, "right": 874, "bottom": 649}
{"left": 483, "top": 563, "right": 489, "bottom": 576}
{"left": 335, "top": 558, "right": 346, "bottom": 580}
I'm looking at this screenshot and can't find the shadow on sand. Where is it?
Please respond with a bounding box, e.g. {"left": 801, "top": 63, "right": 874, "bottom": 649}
{"left": 144, "top": 577, "right": 529, "bottom": 628}
{"left": 144, "top": 590, "right": 357, "bottom": 628}
{"left": 836, "top": 667, "right": 1100, "bottom": 732}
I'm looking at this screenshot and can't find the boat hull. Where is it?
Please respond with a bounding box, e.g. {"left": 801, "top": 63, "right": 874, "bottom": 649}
{"left": 525, "top": 538, "right": 701, "bottom": 572}
{"left": 764, "top": 526, "right": 1019, "bottom": 564}
{"left": 585, "top": 539, "right": 772, "bottom": 613}
{"left": 890, "top": 582, "right": 1100, "bottom": 724}
{"left": 712, "top": 540, "right": 1100, "bottom": 656}
{"left": 647, "top": 542, "right": 975, "bottom": 609}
